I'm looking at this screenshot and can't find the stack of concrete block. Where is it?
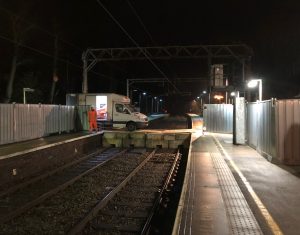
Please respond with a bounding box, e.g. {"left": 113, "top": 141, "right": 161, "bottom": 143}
{"left": 146, "top": 133, "right": 169, "bottom": 148}
{"left": 102, "top": 131, "right": 191, "bottom": 149}
{"left": 124, "top": 132, "right": 146, "bottom": 148}
{"left": 102, "top": 132, "right": 123, "bottom": 147}
{"left": 170, "top": 133, "right": 190, "bottom": 149}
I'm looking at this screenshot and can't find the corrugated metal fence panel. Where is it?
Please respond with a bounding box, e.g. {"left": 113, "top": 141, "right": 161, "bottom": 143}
{"left": 203, "top": 104, "right": 233, "bottom": 133}
{"left": 76, "top": 106, "right": 90, "bottom": 131}
{"left": 60, "top": 105, "right": 75, "bottom": 131}
{"left": 14, "top": 104, "right": 43, "bottom": 141}
{"left": 0, "top": 104, "right": 14, "bottom": 144}
{"left": 247, "top": 100, "right": 276, "bottom": 158}
{"left": 247, "top": 102, "right": 258, "bottom": 148}
{"left": 0, "top": 104, "right": 76, "bottom": 145}
{"left": 45, "top": 105, "right": 60, "bottom": 134}
{"left": 257, "top": 100, "right": 276, "bottom": 157}
{"left": 276, "top": 99, "right": 300, "bottom": 165}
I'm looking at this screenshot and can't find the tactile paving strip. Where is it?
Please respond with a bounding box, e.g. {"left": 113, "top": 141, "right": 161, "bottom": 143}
{"left": 211, "top": 152, "right": 263, "bottom": 235}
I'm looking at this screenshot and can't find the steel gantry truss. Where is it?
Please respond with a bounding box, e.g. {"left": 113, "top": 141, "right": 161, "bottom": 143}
{"left": 126, "top": 77, "right": 209, "bottom": 97}
{"left": 82, "top": 44, "right": 253, "bottom": 93}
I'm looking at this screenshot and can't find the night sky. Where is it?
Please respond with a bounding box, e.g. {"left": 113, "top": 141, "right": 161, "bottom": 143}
{"left": 0, "top": 0, "right": 300, "bottom": 105}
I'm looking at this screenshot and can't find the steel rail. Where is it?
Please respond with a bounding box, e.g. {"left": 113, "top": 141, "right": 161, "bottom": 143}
{"left": 0, "top": 148, "right": 108, "bottom": 197}
{"left": 68, "top": 148, "right": 157, "bottom": 235}
{"left": 0, "top": 148, "right": 127, "bottom": 224}
{"left": 141, "top": 150, "right": 181, "bottom": 234}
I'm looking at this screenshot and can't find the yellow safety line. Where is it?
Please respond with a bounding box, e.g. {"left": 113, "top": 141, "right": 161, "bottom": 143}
{"left": 212, "top": 134, "right": 283, "bottom": 235}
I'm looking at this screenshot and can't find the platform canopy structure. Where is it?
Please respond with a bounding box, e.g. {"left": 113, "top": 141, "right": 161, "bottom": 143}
{"left": 82, "top": 44, "right": 253, "bottom": 96}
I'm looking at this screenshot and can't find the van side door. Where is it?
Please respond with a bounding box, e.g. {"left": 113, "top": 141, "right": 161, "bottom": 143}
{"left": 113, "top": 103, "right": 131, "bottom": 128}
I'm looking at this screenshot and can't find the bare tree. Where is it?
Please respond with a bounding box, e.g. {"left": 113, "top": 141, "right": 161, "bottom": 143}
{"left": 4, "top": 14, "right": 33, "bottom": 103}
{"left": 50, "top": 35, "right": 59, "bottom": 104}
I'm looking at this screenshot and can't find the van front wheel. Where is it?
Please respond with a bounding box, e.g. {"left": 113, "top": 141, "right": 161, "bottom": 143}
{"left": 127, "top": 122, "right": 136, "bottom": 131}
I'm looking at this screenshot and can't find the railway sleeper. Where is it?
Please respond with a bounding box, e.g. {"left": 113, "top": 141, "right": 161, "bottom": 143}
{"left": 112, "top": 201, "right": 153, "bottom": 207}
{"left": 91, "top": 223, "right": 142, "bottom": 233}
{"left": 101, "top": 209, "right": 149, "bottom": 218}
{"left": 117, "top": 191, "right": 157, "bottom": 200}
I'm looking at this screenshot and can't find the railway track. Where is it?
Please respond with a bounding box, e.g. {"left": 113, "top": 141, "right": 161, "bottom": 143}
{"left": 76, "top": 149, "right": 181, "bottom": 235}
{"left": 0, "top": 148, "right": 182, "bottom": 235}
{"left": 0, "top": 148, "right": 124, "bottom": 224}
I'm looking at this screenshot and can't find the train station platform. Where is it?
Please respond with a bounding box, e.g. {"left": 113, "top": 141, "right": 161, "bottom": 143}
{"left": 173, "top": 131, "right": 300, "bottom": 235}
{"left": 0, "top": 132, "right": 94, "bottom": 158}
{"left": 2, "top": 119, "right": 300, "bottom": 235}
{"left": 0, "top": 131, "right": 104, "bottom": 190}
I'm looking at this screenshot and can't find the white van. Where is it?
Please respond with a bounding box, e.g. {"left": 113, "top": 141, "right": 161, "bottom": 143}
{"left": 66, "top": 93, "right": 148, "bottom": 131}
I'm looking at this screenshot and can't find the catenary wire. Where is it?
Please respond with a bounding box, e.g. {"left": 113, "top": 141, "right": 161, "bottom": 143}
{"left": 95, "top": 0, "right": 181, "bottom": 93}
{"left": 0, "top": 5, "right": 83, "bottom": 54}
{"left": 0, "top": 5, "right": 127, "bottom": 78}
{"left": 125, "top": 0, "right": 182, "bottom": 93}
{"left": 0, "top": 34, "right": 113, "bottom": 80}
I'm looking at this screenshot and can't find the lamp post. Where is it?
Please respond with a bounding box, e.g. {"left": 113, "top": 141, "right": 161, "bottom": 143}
{"left": 159, "top": 99, "right": 163, "bottom": 112}
{"left": 153, "top": 97, "right": 157, "bottom": 113}
{"left": 142, "top": 92, "right": 147, "bottom": 113}
{"left": 196, "top": 91, "right": 207, "bottom": 107}
{"left": 247, "top": 79, "right": 262, "bottom": 101}
{"left": 196, "top": 90, "right": 207, "bottom": 115}
{"left": 23, "top": 88, "right": 35, "bottom": 104}
{"left": 200, "top": 90, "right": 206, "bottom": 107}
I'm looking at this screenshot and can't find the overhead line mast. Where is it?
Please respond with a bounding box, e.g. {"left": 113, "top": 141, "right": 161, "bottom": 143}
{"left": 82, "top": 44, "right": 253, "bottom": 94}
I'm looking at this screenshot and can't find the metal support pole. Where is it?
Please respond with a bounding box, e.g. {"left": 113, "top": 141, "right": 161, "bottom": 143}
{"left": 126, "top": 79, "right": 129, "bottom": 97}
{"left": 208, "top": 55, "right": 212, "bottom": 104}
{"left": 258, "top": 80, "right": 262, "bottom": 101}
{"left": 82, "top": 52, "right": 88, "bottom": 94}
{"left": 151, "top": 98, "right": 154, "bottom": 113}
{"left": 242, "top": 59, "right": 245, "bottom": 83}
{"left": 145, "top": 96, "right": 148, "bottom": 114}
{"left": 23, "top": 89, "right": 26, "bottom": 104}
{"left": 139, "top": 93, "right": 142, "bottom": 111}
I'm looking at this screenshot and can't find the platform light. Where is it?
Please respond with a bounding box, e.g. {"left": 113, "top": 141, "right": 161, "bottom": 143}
{"left": 247, "top": 80, "right": 258, "bottom": 88}
{"left": 247, "top": 79, "right": 262, "bottom": 101}
{"left": 23, "top": 88, "right": 35, "bottom": 104}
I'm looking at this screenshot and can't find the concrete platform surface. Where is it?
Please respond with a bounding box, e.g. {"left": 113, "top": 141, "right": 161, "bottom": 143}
{"left": 174, "top": 132, "right": 300, "bottom": 235}
{"left": 215, "top": 133, "right": 300, "bottom": 235}
{"left": 0, "top": 132, "right": 92, "bottom": 157}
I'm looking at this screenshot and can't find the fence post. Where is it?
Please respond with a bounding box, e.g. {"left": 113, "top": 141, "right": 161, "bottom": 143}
{"left": 59, "top": 104, "right": 61, "bottom": 134}
{"left": 13, "top": 102, "right": 16, "bottom": 142}
{"left": 233, "top": 97, "right": 246, "bottom": 144}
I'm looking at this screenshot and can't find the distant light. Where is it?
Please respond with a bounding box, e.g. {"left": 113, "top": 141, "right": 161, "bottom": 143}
{"left": 230, "top": 92, "right": 236, "bottom": 97}
{"left": 197, "top": 96, "right": 200, "bottom": 99}
{"left": 214, "top": 95, "right": 224, "bottom": 100}
{"left": 23, "top": 88, "right": 35, "bottom": 92}
{"left": 160, "top": 99, "right": 163, "bottom": 102}
{"left": 143, "top": 92, "right": 147, "bottom": 95}
{"left": 202, "top": 90, "right": 207, "bottom": 94}
{"left": 133, "top": 89, "right": 137, "bottom": 91}
{"left": 154, "top": 96, "right": 157, "bottom": 99}
{"left": 247, "top": 79, "right": 262, "bottom": 101}
{"left": 247, "top": 80, "right": 259, "bottom": 88}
